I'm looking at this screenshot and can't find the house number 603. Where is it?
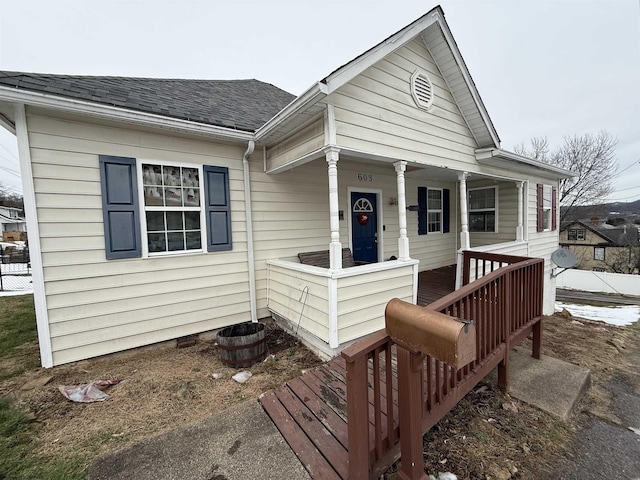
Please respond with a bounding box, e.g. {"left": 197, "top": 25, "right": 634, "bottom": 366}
{"left": 357, "top": 173, "right": 373, "bottom": 182}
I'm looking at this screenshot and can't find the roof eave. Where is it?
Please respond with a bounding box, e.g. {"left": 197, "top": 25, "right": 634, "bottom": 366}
{"left": 476, "top": 147, "right": 576, "bottom": 179}
{"left": 254, "top": 82, "right": 328, "bottom": 144}
{"left": 0, "top": 86, "right": 254, "bottom": 142}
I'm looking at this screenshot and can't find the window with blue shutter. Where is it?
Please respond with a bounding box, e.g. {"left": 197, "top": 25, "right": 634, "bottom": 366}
{"left": 204, "top": 165, "right": 232, "bottom": 251}
{"left": 99, "top": 156, "right": 232, "bottom": 258}
{"left": 418, "top": 187, "right": 449, "bottom": 235}
{"left": 99, "top": 155, "right": 142, "bottom": 259}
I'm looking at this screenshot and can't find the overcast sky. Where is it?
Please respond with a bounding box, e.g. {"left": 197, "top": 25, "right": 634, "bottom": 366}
{"left": 1, "top": 0, "right": 639, "bottom": 203}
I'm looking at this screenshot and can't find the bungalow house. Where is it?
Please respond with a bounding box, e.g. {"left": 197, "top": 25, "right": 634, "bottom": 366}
{"left": 560, "top": 219, "right": 640, "bottom": 273}
{"left": 0, "top": 6, "right": 573, "bottom": 367}
{"left": 0, "top": 205, "right": 27, "bottom": 238}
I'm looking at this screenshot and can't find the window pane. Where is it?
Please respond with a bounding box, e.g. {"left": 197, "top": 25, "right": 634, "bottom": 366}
{"left": 183, "top": 188, "right": 200, "bottom": 207}
{"left": 148, "top": 233, "right": 166, "bottom": 253}
{"left": 186, "top": 231, "right": 201, "bottom": 250}
{"left": 143, "top": 164, "right": 163, "bottom": 186}
{"left": 146, "top": 211, "right": 165, "bottom": 232}
{"left": 486, "top": 212, "right": 496, "bottom": 231}
{"left": 144, "top": 186, "right": 164, "bottom": 206}
{"left": 164, "top": 166, "right": 181, "bottom": 187}
{"left": 543, "top": 210, "right": 551, "bottom": 230}
{"left": 427, "top": 189, "right": 441, "bottom": 210}
{"left": 167, "top": 232, "right": 185, "bottom": 251}
{"left": 166, "top": 211, "right": 183, "bottom": 231}
{"left": 182, "top": 168, "right": 199, "bottom": 187}
{"left": 164, "top": 188, "right": 183, "bottom": 206}
{"left": 543, "top": 185, "right": 552, "bottom": 208}
{"left": 184, "top": 211, "right": 200, "bottom": 230}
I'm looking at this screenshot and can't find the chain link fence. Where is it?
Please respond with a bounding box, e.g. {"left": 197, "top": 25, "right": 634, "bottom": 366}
{"left": 0, "top": 248, "right": 32, "bottom": 292}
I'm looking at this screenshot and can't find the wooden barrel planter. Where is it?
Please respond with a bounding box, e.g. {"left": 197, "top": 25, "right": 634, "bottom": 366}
{"left": 217, "top": 322, "right": 267, "bottom": 368}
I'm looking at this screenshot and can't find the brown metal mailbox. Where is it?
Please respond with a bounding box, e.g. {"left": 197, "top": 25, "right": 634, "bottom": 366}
{"left": 385, "top": 298, "right": 476, "bottom": 369}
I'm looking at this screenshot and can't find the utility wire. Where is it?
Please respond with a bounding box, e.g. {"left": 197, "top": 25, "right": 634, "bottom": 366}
{"left": 0, "top": 164, "right": 21, "bottom": 177}
{"left": 615, "top": 159, "right": 640, "bottom": 176}
{"left": 0, "top": 143, "right": 18, "bottom": 161}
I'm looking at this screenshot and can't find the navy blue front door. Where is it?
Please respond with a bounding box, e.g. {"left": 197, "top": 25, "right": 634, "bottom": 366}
{"left": 351, "top": 192, "right": 378, "bottom": 263}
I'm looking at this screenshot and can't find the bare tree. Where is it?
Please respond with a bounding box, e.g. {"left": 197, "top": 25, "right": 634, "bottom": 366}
{"left": 515, "top": 131, "right": 618, "bottom": 227}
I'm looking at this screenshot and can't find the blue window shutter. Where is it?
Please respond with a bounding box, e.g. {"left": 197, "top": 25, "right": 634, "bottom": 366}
{"left": 442, "top": 188, "right": 450, "bottom": 233}
{"left": 99, "top": 155, "right": 141, "bottom": 259}
{"left": 204, "top": 165, "right": 232, "bottom": 251}
{"left": 418, "top": 187, "right": 427, "bottom": 235}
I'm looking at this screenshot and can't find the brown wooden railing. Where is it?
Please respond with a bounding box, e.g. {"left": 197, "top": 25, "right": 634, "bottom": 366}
{"left": 341, "top": 251, "right": 544, "bottom": 479}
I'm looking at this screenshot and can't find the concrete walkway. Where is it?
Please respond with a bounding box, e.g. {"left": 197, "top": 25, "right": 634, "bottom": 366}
{"left": 87, "top": 401, "right": 311, "bottom": 480}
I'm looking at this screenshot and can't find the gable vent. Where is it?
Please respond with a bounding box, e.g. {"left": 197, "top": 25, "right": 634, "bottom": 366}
{"left": 411, "top": 70, "right": 434, "bottom": 110}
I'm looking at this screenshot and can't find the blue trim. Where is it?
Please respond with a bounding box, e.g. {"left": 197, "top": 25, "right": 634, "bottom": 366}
{"left": 204, "top": 165, "right": 232, "bottom": 251}
{"left": 99, "top": 155, "right": 141, "bottom": 259}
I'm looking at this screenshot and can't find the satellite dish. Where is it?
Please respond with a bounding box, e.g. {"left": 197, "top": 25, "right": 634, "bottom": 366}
{"left": 550, "top": 248, "right": 578, "bottom": 278}
{"left": 551, "top": 248, "right": 578, "bottom": 268}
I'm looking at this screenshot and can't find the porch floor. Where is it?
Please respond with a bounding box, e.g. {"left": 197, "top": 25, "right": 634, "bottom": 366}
{"left": 258, "top": 264, "right": 458, "bottom": 479}
{"left": 417, "top": 264, "right": 456, "bottom": 306}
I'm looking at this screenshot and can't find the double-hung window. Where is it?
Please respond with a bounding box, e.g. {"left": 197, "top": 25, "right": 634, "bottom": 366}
{"left": 427, "top": 188, "right": 442, "bottom": 233}
{"left": 99, "top": 155, "right": 232, "bottom": 260}
{"left": 594, "top": 247, "right": 605, "bottom": 261}
{"left": 536, "top": 184, "right": 557, "bottom": 232}
{"left": 141, "top": 163, "right": 204, "bottom": 255}
{"left": 418, "top": 187, "right": 450, "bottom": 235}
{"left": 468, "top": 186, "right": 497, "bottom": 232}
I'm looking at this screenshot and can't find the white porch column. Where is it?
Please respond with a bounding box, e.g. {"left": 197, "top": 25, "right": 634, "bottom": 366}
{"left": 456, "top": 172, "right": 470, "bottom": 290}
{"left": 394, "top": 161, "right": 410, "bottom": 261}
{"left": 516, "top": 181, "right": 524, "bottom": 241}
{"left": 325, "top": 146, "right": 342, "bottom": 270}
{"left": 458, "top": 172, "right": 470, "bottom": 250}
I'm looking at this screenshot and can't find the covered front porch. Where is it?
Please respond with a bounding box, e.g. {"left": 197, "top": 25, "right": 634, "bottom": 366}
{"left": 264, "top": 143, "right": 532, "bottom": 357}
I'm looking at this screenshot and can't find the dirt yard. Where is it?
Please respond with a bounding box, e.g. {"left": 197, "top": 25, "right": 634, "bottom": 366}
{"left": 1, "top": 318, "right": 322, "bottom": 470}
{"left": 1, "top": 307, "right": 637, "bottom": 480}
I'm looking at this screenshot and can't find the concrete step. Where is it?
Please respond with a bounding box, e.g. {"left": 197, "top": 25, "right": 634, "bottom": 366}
{"left": 507, "top": 346, "right": 591, "bottom": 421}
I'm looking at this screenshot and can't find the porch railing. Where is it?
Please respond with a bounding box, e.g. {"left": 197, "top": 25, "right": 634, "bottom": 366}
{"left": 341, "top": 251, "right": 544, "bottom": 479}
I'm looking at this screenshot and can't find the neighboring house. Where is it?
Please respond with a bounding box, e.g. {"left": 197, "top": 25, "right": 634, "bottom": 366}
{"left": 0, "top": 6, "right": 573, "bottom": 367}
{"left": 0, "top": 205, "right": 26, "bottom": 233}
{"left": 560, "top": 219, "right": 640, "bottom": 273}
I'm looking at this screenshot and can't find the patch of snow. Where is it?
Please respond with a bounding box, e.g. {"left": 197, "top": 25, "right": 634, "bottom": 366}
{"left": 555, "top": 302, "right": 639, "bottom": 326}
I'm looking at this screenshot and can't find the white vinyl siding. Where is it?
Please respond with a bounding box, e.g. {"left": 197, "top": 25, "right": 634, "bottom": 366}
{"left": 25, "top": 108, "right": 251, "bottom": 365}
{"left": 468, "top": 181, "right": 517, "bottom": 247}
{"left": 265, "top": 118, "right": 325, "bottom": 172}
{"left": 327, "top": 39, "right": 479, "bottom": 169}
{"left": 336, "top": 265, "right": 414, "bottom": 344}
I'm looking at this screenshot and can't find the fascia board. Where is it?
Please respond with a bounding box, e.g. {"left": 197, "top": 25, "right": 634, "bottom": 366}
{"left": 0, "top": 86, "right": 254, "bottom": 142}
{"left": 322, "top": 11, "right": 441, "bottom": 93}
{"left": 476, "top": 148, "right": 576, "bottom": 179}
{"left": 254, "top": 82, "right": 327, "bottom": 143}
{"left": 431, "top": 10, "right": 501, "bottom": 148}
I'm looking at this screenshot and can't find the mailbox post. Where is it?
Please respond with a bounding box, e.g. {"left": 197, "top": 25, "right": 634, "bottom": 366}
{"left": 385, "top": 298, "right": 477, "bottom": 480}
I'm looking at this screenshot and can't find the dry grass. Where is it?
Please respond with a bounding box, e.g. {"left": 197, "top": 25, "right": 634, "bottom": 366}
{"left": 1, "top": 318, "right": 322, "bottom": 472}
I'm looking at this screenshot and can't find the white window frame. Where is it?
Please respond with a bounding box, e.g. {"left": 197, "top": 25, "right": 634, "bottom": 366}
{"left": 136, "top": 160, "right": 208, "bottom": 257}
{"left": 568, "top": 229, "right": 586, "bottom": 241}
{"left": 594, "top": 247, "right": 605, "bottom": 261}
{"left": 468, "top": 186, "right": 498, "bottom": 233}
{"left": 427, "top": 187, "right": 442, "bottom": 234}
{"left": 542, "top": 185, "right": 553, "bottom": 231}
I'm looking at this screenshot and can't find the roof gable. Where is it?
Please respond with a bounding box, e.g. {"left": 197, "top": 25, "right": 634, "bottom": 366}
{"left": 258, "top": 6, "right": 500, "bottom": 148}
{"left": 323, "top": 7, "right": 499, "bottom": 147}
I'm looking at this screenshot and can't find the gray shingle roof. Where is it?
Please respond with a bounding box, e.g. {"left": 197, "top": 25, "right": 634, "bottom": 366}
{"left": 0, "top": 71, "right": 296, "bottom": 132}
